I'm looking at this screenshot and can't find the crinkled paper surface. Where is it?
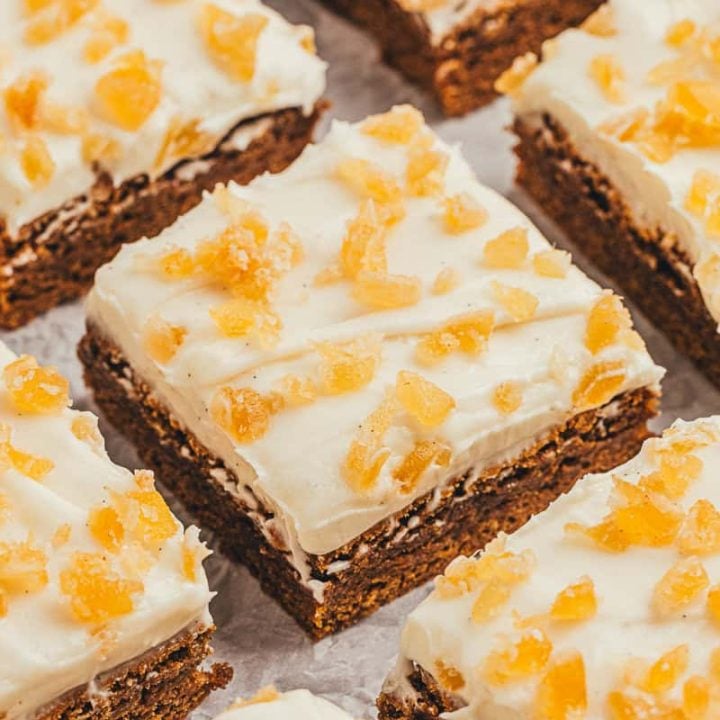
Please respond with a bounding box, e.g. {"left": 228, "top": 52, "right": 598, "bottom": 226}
{"left": 2, "top": 1, "right": 719, "bottom": 717}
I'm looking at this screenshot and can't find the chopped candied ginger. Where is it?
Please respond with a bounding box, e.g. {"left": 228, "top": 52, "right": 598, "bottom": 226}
{"left": 571, "top": 360, "right": 626, "bottom": 411}
{"left": 60, "top": 552, "right": 143, "bottom": 626}
{"left": 158, "top": 247, "right": 195, "bottom": 279}
{"left": 492, "top": 382, "right": 523, "bottom": 415}
{"left": 406, "top": 145, "right": 448, "bottom": 197}
{"left": 550, "top": 576, "right": 597, "bottom": 621}
{"left": 352, "top": 272, "right": 422, "bottom": 310}
{"left": 89, "top": 506, "right": 124, "bottom": 553}
{"left": 599, "top": 108, "right": 650, "bottom": 143}
{"left": 52, "top": 523, "right": 72, "bottom": 548}
{"left": 81, "top": 131, "right": 121, "bottom": 164}
{"left": 491, "top": 282, "right": 538, "bottom": 322}
{"left": 495, "top": 52, "right": 538, "bottom": 96}
{"left": 392, "top": 439, "right": 451, "bottom": 494}
{"left": 182, "top": 532, "right": 200, "bottom": 583}
{"left": 336, "top": 158, "right": 405, "bottom": 224}
{"left": 482, "top": 227, "right": 529, "bottom": 269}
{"left": 434, "top": 659, "right": 465, "bottom": 692}
{"left": 484, "top": 628, "right": 552, "bottom": 685}
{"left": 3, "top": 72, "right": 47, "bottom": 132}
{"left": 210, "top": 298, "right": 282, "bottom": 347}
{"left": 84, "top": 13, "right": 129, "bottom": 63}
{"left": 683, "top": 676, "right": 710, "bottom": 718}
{"left": 361, "top": 105, "right": 425, "bottom": 145}
{"left": 0, "top": 540, "right": 48, "bottom": 598}
{"left": 317, "top": 335, "right": 381, "bottom": 395}
{"left": 199, "top": 5, "right": 268, "bottom": 82}
{"left": 21, "top": 135, "right": 54, "bottom": 187}
{"left": 5, "top": 443, "right": 54, "bottom": 481}
{"left": 143, "top": 316, "right": 187, "bottom": 364}
{"left": 607, "top": 691, "right": 683, "bottom": 720}
{"left": 41, "top": 102, "right": 89, "bottom": 134}
{"left": 154, "top": 116, "right": 216, "bottom": 171}
{"left": 211, "top": 386, "right": 275, "bottom": 443}
{"left": 396, "top": 370, "right": 455, "bottom": 428}
{"left": 24, "top": 0, "right": 99, "bottom": 45}
{"left": 589, "top": 54, "right": 626, "bottom": 104}
{"left": 533, "top": 249, "right": 570, "bottom": 279}
{"left": 534, "top": 652, "right": 587, "bottom": 720}
{"left": 95, "top": 50, "right": 163, "bottom": 131}
{"left": 666, "top": 19, "right": 696, "bottom": 48}
{"left": 471, "top": 551, "right": 536, "bottom": 623}
{"left": 124, "top": 488, "right": 177, "bottom": 550}
{"left": 652, "top": 557, "right": 709, "bottom": 618}
{"left": 582, "top": 5, "right": 616, "bottom": 37}
{"left": 397, "top": 0, "right": 447, "bottom": 10}
{"left": 707, "top": 585, "right": 720, "bottom": 626}
{"left": 638, "top": 645, "right": 689, "bottom": 695}
{"left": 442, "top": 193, "right": 487, "bottom": 234}
{"left": 640, "top": 447, "right": 703, "bottom": 500}
{"left": 416, "top": 310, "right": 495, "bottom": 366}
{"left": 677, "top": 499, "right": 720, "bottom": 556}
{"left": 585, "top": 293, "right": 632, "bottom": 355}
{"left": 3, "top": 354, "right": 70, "bottom": 414}
{"left": 432, "top": 267, "right": 460, "bottom": 295}
{"left": 276, "top": 374, "right": 316, "bottom": 407}
{"left": 686, "top": 170, "right": 720, "bottom": 238}
{"left": 339, "top": 200, "right": 388, "bottom": 280}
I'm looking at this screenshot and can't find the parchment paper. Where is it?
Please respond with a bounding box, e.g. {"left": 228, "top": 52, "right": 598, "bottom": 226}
{"left": 2, "top": 1, "right": 719, "bottom": 717}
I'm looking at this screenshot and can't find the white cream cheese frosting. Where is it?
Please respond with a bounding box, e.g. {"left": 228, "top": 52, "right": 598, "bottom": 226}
{"left": 0, "top": 342, "right": 213, "bottom": 720}
{"left": 215, "top": 688, "right": 353, "bottom": 720}
{"left": 0, "top": 0, "right": 326, "bottom": 234}
{"left": 395, "top": 417, "right": 720, "bottom": 719}
{"left": 512, "top": 0, "right": 720, "bottom": 328}
{"left": 86, "top": 108, "right": 663, "bottom": 560}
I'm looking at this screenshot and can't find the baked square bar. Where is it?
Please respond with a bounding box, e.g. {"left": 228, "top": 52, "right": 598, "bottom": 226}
{"left": 379, "top": 417, "right": 720, "bottom": 718}
{"left": 216, "top": 687, "right": 353, "bottom": 719}
{"left": 0, "top": 342, "right": 230, "bottom": 719}
{"left": 320, "top": 0, "right": 602, "bottom": 116}
{"left": 507, "top": 0, "right": 720, "bottom": 388}
{"left": 79, "top": 106, "right": 663, "bottom": 639}
{"left": 0, "top": 0, "right": 326, "bottom": 329}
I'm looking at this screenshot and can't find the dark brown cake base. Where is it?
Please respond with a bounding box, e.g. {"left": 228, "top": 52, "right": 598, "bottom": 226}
{"left": 320, "top": 0, "right": 601, "bottom": 116}
{"left": 377, "top": 663, "right": 461, "bottom": 719}
{"left": 514, "top": 113, "right": 720, "bottom": 390}
{"left": 79, "top": 325, "right": 658, "bottom": 640}
{"left": 0, "top": 104, "right": 323, "bottom": 330}
{"left": 36, "top": 625, "right": 231, "bottom": 720}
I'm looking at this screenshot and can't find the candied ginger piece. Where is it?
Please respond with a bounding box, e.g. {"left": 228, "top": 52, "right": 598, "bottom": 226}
{"left": 582, "top": 5, "right": 616, "bottom": 37}
{"left": 3, "top": 354, "right": 70, "bottom": 414}
{"left": 550, "top": 576, "right": 597, "bottom": 621}
{"left": 182, "top": 532, "right": 200, "bottom": 583}
{"left": 442, "top": 193, "right": 487, "bottom": 234}
{"left": 683, "top": 676, "right": 710, "bottom": 718}
{"left": 639, "top": 645, "right": 689, "bottom": 695}
{"left": 652, "top": 557, "right": 709, "bottom": 618}
{"left": 392, "top": 439, "right": 451, "bottom": 494}
{"left": 434, "top": 659, "right": 465, "bottom": 692}
{"left": 317, "top": 335, "right": 382, "bottom": 395}
{"left": 599, "top": 108, "right": 650, "bottom": 142}
{"left": 81, "top": 131, "right": 121, "bottom": 164}
{"left": 572, "top": 360, "right": 626, "bottom": 410}
{"left": 492, "top": 381, "right": 523, "bottom": 415}
{"left": 361, "top": 105, "right": 425, "bottom": 145}
{"left": 352, "top": 272, "right": 421, "bottom": 310}
{"left": 143, "top": 316, "right": 187, "bottom": 364}
{"left": 3, "top": 72, "right": 47, "bottom": 132}
{"left": 666, "top": 19, "right": 696, "bottom": 48}
{"left": 199, "top": 5, "right": 269, "bottom": 82}
{"left": 24, "top": 0, "right": 99, "bottom": 45}
{"left": 124, "top": 487, "right": 177, "bottom": 550}
{"left": 432, "top": 267, "right": 461, "bottom": 295}
{"left": 676, "top": 499, "right": 720, "bottom": 556}
{"left": 471, "top": 551, "right": 536, "bottom": 623}
{"left": 6, "top": 443, "right": 54, "bottom": 481}
{"left": 276, "top": 374, "right": 316, "bottom": 407}
{"left": 211, "top": 386, "right": 275, "bottom": 443}
{"left": 416, "top": 310, "right": 495, "bottom": 365}
{"left": 95, "top": 50, "right": 163, "bottom": 131}
{"left": 41, "top": 102, "right": 89, "bottom": 134}
{"left": 89, "top": 506, "right": 124, "bottom": 553}
{"left": 406, "top": 144, "right": 448, "bottom": 197}
{"left": 52, "top": 523, "right": 72, "bottom": 548}
{"left": 607, "top": 691, "right": 681, "bottom": 720}
{"left": 21, "top": 135, "right": 54, "bottom": 187}
{"left": 210, "top": 298, "right": 282, "bottom": 347}
{"left": 640, "top": 449, "right": 703, "bottom": 500}
{"left": 484, "top": 628, "right": 552, "bottom": 685}
{"left": 0, "top": 540, "right": 48, "bottom": 598}
{"left": 158, "top": 247, "right": 194, "bottom": 279}
{"left": 336, "top": 157, "right": 405, "bottom": 223}
{"left": 340, "top": 200, "right": 388, "bottom": 280}
{"left": 589, "top": 54, "right": 626, "bottom": 104}
{"left": 482, "top": 227, "right": 529, "bottom": 269}
{"left": 534, "top": 652, "right": 587, "bottom": 720}
{"left": 491, "top": 282, "right": 538, "bottom": 322}
{"left": 533, "top": 249, "right": 570, "bottom": 279}
{"left": 396, "top": 370, "right": 455, "bottom": 428}
{"left": 707, "top": 585, "right": 720, "bottom": 626}
{"left": 154, "top": 116, "right": 216, "bottom": 171}
{"left": 84, "top": 13, "right": 129, "bottom": 63}
{"left": 495, "top": 52, "right": 538, "bottom": 96}
{"left": 585, "top": 293, "right": 632, "bottom": 354}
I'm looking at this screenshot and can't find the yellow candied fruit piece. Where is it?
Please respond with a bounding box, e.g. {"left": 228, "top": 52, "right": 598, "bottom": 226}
{"left": 708, "top": 584, "right": 720, "bottom": 626}
{"left": 582, "top": 4, "right": 616, "bottom": 37}
{"left": 416, "top": 310, "right": 495, "bottom": 366}
{"left": 143, "top": 317, "right": 187, "bottom": 364}
{"left": 652, "top": 557, "right": 709, "bottom": 618}
{"left": 3, "top": 354, "right": 70, "bottom": 414}
{"left": 3, "top": 72, "right": 47, "bottom": 132}
{"left": 154, "top": 116, "right": 216, "bottom": 171}
{"left": 677, "top": 499, "right": 720, "bottom": 556}
{"left": 95, "top": 50, "right": 163, "bottom": 132}
{"left": 589, "top": 54, "right": 626, "bottom": 104}
{"left": 52, "top": 524, "right": 72, "bottom": 548}
{"left": 683, "top": 676, "right": 710, "bottom": 719}
{"left": 0, "top": 540, "right": 48, "bottom": 598}
{"left": 482, "top": 227, "right": 529, "bottom": 269}
{"left": 432, "top": 267, "right": 460, "bottom": 295}
{"left": 484, "top": 628, "right": 552, "bottom": 685}
{"left": 24, "top": 0, "right": 99, "bottom": 45}
{"left": 81, "top": 131, "right": 121, "bottom": 165}
{"left": 88, "top": 506, "right": 124, "bottom": 553}
{"left": 340, "top": 200, "right": 388, "bottom": 280}
{"left": 491, "top": 282, "right": 538, "bottom": 323}
{"left": 495, "top": 52, "right": 538, "bottom": 96}
{"left": 396, "top": 370, "right": 455, "bottom": 428}
{"left": 492, "top": 381, "right": 523, "bottom": 415}
{"left": 599, "top": 108, "right": 650, "bottom": 144}
{"left": 199, "top": 5, "right": 269, "bottom": 82}
{"left": 392, "top": 439, "right": 451, "bottom": 494}
{"left": 607, "top": 691, "right": 681, "bottom": 720}
{"left": 585, "top": 293, "right": 632, "bottom": 355}
{"left": 666, "top": 19, "right": 696, "bottom": 48}
{"left": 125, "top": 487, "right": 177, "bottom": 549}
{"left": 572, "top": 360, "right": 626, "bottom": 411}
{"left": 534, "top": 652, "right": 587, "bottom": 720}
{"left": 352, "top": 272, "right": 422, "bottom": 310}
{"left": 434, "top": 659, "right": 465, "bottom": 692}
{"left": 336, "top": 158, "right": 406, "bottom": 224}
{"left": 711, "top": 647, "right": 720, "bottom": 684}
{"left": 532, "top": 249, "right": 570, "bottom": 279}
{"left": 472, "top": 579, "right": 512, "bottom": 623}
{"left": 550, "top": 576, "right": 597, "bottom": 621}
{"left": 639, "top": 645, "right": 689, "bottom": 695}
{"left": 317, "top": 335, "right": 382, "bottom": 395}
{"left": 84, "top": 14, "right": 129, "bottom": 63}
{"left": 406, "top": 144, "right": 448, "bottom": 197}
{"left": 230, "top": 687, "right": 281, "bottom": 710}
{"left": 158, "top": 247, "right": 195, "bottom": 279}
{"left": 276, "top": 374, "right": 317, "bottom": 408}
{"left": 640, "top": 450, "right": 703, "bottom": 500}
{"left": 182, "top": 533, "right": 199, "bottom": 583}
{"left": 210, "top": 298, "right": 282, "bottom": 348}
{"left": 361, "top": 105, "right": 425, "bottom": 145}
{"left": 397, "top": 0, "right": 447, "bottom": 10}
{"left": 686, "top": 170, "right": 720, "bottom": 223}
{"left": 341, "top": 391, "right": 397, "bottom": 493}
{"left": 6, "top": 444, "right": 54, "bottom": 481}
{"left": 211, "top": 386, "right": 276, "bottom": 444}
{"left": 21, "top": 135, "right": 54, "bottom": 188}
{"left": 41, "top": 102, "right": 89, "bottom": 134}
{"left": 60, "top": 552, "right": 143, "bottom": 625}
{"left": 442, "top": 193, "right": 487, "bottom": 234}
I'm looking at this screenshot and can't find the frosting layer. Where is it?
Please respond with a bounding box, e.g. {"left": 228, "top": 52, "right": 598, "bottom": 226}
{"left": 216, "top": 688, "right": 352, "bottom": 719}
{"left": 0, "top": 342, "right": 212, "bottom": 720}
{"left": 397, "top": 417, "right": 720, "bottom": 719}
{"left": 0, "top": 0, "right": 326, "bottom": 234}
{"left": 513, "top": 0, "right": 720, "bottom": 328}
{"left": 87, "top": 108, "right": 663, "bottom": 558}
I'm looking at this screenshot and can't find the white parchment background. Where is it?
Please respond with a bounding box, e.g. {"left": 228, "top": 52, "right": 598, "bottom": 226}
{"left": 2, "top": 1, "right": 719, "bottom": 717}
